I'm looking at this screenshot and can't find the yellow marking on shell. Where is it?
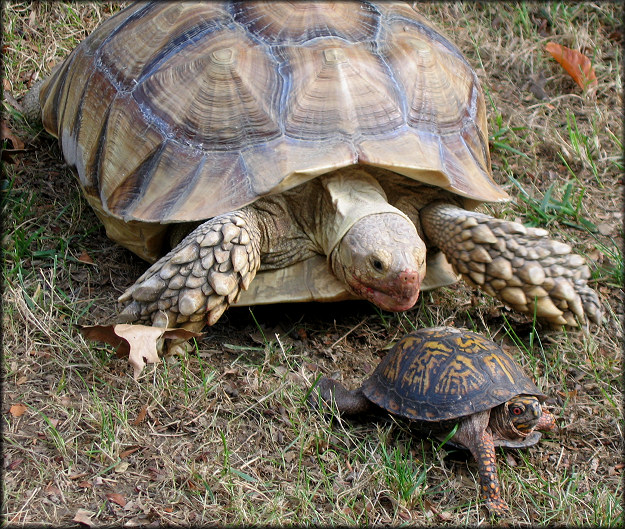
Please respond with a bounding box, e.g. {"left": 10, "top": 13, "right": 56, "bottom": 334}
{"left": 323, "top": 47, "right": 347, "bottom": 64}
{"left": 454, "top": 335, "right": 491, "bottom": 354}
{"left": 211, "top": 47, "right": 235, "bottom": 64}
{"left": 398, "top": 339, "right": 453, "bottom": 395}
{"left": 484, "top": 353, "right": 516, "bottom": 385}
{"left": 435, "top": 355, "right": 481, "bottom": 394}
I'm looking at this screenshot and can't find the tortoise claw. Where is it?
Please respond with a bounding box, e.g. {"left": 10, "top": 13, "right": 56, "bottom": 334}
{"left": 421, "top": 204, "right": 602, "bottom": 326}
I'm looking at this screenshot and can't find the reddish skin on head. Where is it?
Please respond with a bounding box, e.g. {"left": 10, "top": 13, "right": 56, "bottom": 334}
{"left": 331, "top": 214, "right": 426, "bottom": 311}
{"left": 346, "top": 268, "right": 422, "bottom": 311}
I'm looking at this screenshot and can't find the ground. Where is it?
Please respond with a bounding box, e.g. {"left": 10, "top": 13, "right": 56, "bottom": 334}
{"left": 2, "top": 2, "right": 623, "bottom": 526}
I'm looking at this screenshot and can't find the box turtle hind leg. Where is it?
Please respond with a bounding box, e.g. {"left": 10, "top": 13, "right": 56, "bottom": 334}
{"left": 420, "top": 202, "right": 602, "bottom": 326}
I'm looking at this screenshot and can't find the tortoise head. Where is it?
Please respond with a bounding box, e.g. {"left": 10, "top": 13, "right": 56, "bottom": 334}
{"left": 490, "top": 394, "right": 556, "bottom": 441}
{"left": 330, "top": 213, "right": 426, "bottom": 312}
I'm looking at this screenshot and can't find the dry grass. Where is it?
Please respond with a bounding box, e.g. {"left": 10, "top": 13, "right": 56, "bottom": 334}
{"left": 2, "top": 2, "right": 623, "bottom": 526}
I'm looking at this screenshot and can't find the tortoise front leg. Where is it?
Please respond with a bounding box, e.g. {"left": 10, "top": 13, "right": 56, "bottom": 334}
{"left": 453, "top": 411, "right": 509, "bottom": 516}
{"left": 420, "top": 202, "right": 602, "bottom": 326}
{"left": 118, "top": 209, "right": 261, "bottom": 332}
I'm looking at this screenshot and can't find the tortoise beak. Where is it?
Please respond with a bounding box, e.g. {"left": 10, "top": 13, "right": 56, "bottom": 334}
{"left": 367, "top": 268, "right": 423, "bottom": 312}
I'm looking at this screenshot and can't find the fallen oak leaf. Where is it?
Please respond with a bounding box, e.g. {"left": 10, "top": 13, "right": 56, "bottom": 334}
{"left": 110, "top": 325, "right": 162, "bottom": 378}
{"left": 545, "top": 42, "right": 598, "bottom": 90}
{"left": 79, "top": 324, "right": 202, "bottom": 379}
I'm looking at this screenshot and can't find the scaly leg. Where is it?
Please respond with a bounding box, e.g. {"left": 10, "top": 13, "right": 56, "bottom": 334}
{"left": 421, "top": 203, "right": 602, "bottom": 326}
{"left": 118, "top": 209, "right": 261, "bottom": 332}
{"left": 453, "top": 411, "right": 509, "bottom": 516}
{"left": 308, "top": 377, "right": 373, "bottom": 415}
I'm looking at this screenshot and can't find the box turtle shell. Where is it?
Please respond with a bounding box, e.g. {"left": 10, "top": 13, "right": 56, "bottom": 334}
{"left": 362, "top": 326, "right": 546, "bottom": 421}
{"left": 311, "top": 326, "right": 557, "bottom": 515}
{"left": 27, "top": 2, "right": 601, "bottom": 336}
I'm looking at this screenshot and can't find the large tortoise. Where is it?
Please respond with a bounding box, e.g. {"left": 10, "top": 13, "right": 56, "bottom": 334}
{"left": 310, "top": 326, "right": 557, "bottom": 515}
{"left": 27, "top": 2, "right": 601, "bottom": 335}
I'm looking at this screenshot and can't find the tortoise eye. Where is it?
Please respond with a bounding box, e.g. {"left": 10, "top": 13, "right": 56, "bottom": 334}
{"left": 511, "top": 406, "right": 524, "bottom": 415}
{"left": 371, "top": 258, "right": 384, "bottom": 272}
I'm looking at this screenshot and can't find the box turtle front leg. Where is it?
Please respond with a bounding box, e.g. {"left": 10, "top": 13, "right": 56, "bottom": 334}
{"left": 420, "top": 203, "right": 602, "bottom": 326}
{"left": 118, "top": 209, "right": 261, "bottom": 334}
{"left": 453, "top": 410, "right": 509, "bottom": 516}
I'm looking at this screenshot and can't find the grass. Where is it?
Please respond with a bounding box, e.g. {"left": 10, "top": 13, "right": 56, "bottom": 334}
{"left": 2, "top": 1, "right": 623, "bottom": 526}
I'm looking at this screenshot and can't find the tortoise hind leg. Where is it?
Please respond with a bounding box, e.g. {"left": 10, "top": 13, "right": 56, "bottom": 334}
{"left": 420, "top": 202, "right": 602, "bottom": 326}
{"left": 118, "top": 208, "right": 261, "bottom": 331}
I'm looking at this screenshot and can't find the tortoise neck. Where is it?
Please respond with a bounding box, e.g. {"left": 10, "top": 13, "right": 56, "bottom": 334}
{"left": 319, "top": 167, "right": 412, "bottom": 257}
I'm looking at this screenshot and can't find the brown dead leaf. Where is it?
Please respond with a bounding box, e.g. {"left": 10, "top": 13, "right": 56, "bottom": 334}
{"left": 132, "top": 405, "right": 148, "bottom": 426}
{"left": 80, "top": 324, "right": 126, "bottom": 351}
{"left": 9, "top": 403, "right": 27, "bottom": 417}
{"left": 45, "top": 482, "right": 61, "bottom": 496}
{"left": 1, "top": 121, "right": 26, "bottom": 163}
{"left": 78, "top": 250, "right": 95, "bottom": 264}
{"left": 546, "top": 42, "right": 598, "bottom": 90}
{"left": 115, "top": 325, "right": 164, "bottom": 378}
{"left": 120, "top": 445, "right": 141, "bottom": 458}
{"left": 106, "top": 492, "right": 127, "bottom": 507}
{"left": 79, "top": 323, "right": 202, "bottom": 378}
{"left": 6, "top": 458, "right": 24, "bottom": 471}
{"left": 73, "top": 509, "right": 95, "bottom": 527}
{"left": 1, "top": 121, "right": 25, "bottom": 150}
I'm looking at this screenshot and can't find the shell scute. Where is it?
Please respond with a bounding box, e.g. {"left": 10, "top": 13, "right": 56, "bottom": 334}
{"left": 133, "top": 25, "right": 282, "bottom": 150}
{"left": 231, "top": 1, "right": 381, "bottom": 45}
{"left": 96, "top": 3, "right": 232, "bottom": 90}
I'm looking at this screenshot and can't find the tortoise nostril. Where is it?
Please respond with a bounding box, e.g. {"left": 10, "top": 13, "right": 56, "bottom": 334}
{"left": 402, "top": 271, "right": 418, "bottom": 283}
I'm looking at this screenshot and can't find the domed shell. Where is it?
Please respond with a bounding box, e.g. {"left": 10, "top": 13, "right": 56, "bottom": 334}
{"left": 362, "top": 327, "right": 546, "bottom": 421}
{"left": 39, "top": 1, "right": 507, "bottom": 234}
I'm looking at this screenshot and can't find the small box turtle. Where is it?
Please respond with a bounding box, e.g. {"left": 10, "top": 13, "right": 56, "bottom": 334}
{"left": 310, "top": 326, "right": 557, "bottom": 515}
